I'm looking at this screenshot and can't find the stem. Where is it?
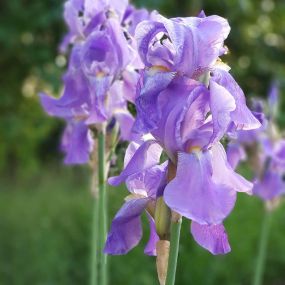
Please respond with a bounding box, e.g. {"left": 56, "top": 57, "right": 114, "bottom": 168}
{"left": 90, "top": 191, "right": 99, "bottom": 285}
{"left": 252, "top": 210, "right": 272, "bottom": 285}
{"left": 165, "top": 217, "right": 182, "bottom": 285}
{"left": 98, "top": 130, "right": 108, "bottom": 285}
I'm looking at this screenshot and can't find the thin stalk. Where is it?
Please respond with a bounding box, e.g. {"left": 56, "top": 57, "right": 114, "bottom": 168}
{"left": 98, "top": 130, "right": 108, "bottom": 285}
{"left": 90, "top": 189, "right": 99, "bottom": 285}
{"left": 252, "top": 210, "right": 272, "bottom": 285}
{"left": 165, "top": 217, "right": 182, "bottom": 285}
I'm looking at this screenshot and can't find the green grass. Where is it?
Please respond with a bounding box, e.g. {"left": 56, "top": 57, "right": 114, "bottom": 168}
{"left": 1, "top": 166, "right": 285, "bottom": 285}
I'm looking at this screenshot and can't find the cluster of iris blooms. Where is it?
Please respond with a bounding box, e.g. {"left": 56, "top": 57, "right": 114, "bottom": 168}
{"left": 40, "top": 1, "right": 284, "bottom": 284}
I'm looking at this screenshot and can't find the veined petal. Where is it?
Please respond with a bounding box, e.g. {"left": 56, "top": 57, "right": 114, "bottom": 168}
{"left": 104, "top": 198, "right": 149, "bottom": 255}
{"left": 164, "top": 151, "right": 236, "bottom": 225}
{"left": 191, "top": 222, "right": 231, "bottom": 255}
{"left": 108, "top": 140, "right": 162, "bottom": 186}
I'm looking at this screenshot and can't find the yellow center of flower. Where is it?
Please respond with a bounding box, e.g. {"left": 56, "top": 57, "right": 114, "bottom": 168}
{"left": 96, "top": 71, "right": 105, "bottom": 78}
{"left": 150, "top": 65, "right": 170, "bottom": 72}
{"left": 148, "top": 65, "right": 171, "bottom": 76}
{"left": 187, "top": 145, "right": 201, "bottom": 153}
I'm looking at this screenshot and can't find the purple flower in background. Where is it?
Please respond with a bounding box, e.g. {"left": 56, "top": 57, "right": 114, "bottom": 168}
{"left": 40, "top": 0, "right": 149, "bottom": 164}
{"left": 227, "top": 83, "right": 285, "bottom": 204}
{"left": 60, "top": 0, "right": 129, "bottom": 52}
{"left": 106, "top": 12, "right": 261, "bottom": 255}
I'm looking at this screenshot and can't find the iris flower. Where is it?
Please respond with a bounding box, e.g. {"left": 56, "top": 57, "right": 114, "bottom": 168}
{"left": 40, "top": 0, "right": 149, "bottom": 164}
{"left": 106, "top": 12, "right": 261, "bottom": 255}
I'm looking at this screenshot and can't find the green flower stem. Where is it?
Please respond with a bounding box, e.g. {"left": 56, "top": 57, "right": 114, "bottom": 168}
{"left": 165, "top": 217, "right": 182, "bottom": 285}
{"left": 90, "top": 188, "right": 99, "bottom": 285}
{"left": 252, "top": 209, "right": 272, "bottom": 285}
{"left": 98, "top": 130, "right": 108, "bottom": 285}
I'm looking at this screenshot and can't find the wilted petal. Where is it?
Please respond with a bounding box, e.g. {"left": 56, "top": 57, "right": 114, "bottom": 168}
{"left": 211, "top": 143, "right": 253, "bottom": 194}
{"left": 144, "top": 213, "right": 159, "bottom": 256}
{"left": 191, "top": 222, "right": 231, "bottom": 255}
{"left": 164, "top": 151, "right": 236, "bottom": 225}
{"left": 108, "top": 140, "right": 162, "bottom": 186}
{"left": 104, "top": 198, "right": 149, "bottom": 255}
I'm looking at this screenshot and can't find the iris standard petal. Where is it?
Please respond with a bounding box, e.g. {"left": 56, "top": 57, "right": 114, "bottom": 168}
{"left": 133, "top": 70, "right": 176, "bottom": 134}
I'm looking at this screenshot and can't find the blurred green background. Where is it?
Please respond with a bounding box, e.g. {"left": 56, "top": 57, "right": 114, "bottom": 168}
{"left": 1, "top": 0, "right": 285, "bottom": 284}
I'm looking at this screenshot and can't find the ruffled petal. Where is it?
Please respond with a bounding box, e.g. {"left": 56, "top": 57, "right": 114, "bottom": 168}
{"left": 164, "top": 151, "right": 236, "bottom": 225}
{"left": 135, "top": 20, "right": 166, "bottom": 66}
{"left": 191, "top": 222, "right": 231, "bottom": 255}
{"left": 133, "top": 70, "right": 176, "bottom": 134}
{"left": 104, "top": 198, "right": 149, "bottom": 255}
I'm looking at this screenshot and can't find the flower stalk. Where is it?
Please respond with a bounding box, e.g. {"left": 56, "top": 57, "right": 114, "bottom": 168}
{"left": 98, "top": 129, "right": 108, "bottom": 285}
{"left": 252, "top": 209, "right": 272, "bottom": 285}
{"left": 90, "top": 198, "right": 100, "bottom": 284}
{"left": 165, "top": 160, "right": 182, "bottom": 285}
{"left": 165, "top": 215, "right": 182, "bottom": 285}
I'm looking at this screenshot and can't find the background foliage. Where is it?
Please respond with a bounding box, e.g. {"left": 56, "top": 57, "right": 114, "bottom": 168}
{"left": 0, "top": 0, "right": 285, "bottom": 284}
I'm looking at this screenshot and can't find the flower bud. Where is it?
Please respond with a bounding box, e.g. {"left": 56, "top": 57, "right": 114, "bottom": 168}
{"left": 155, "top": 197, "right": 171, "bottom": 239}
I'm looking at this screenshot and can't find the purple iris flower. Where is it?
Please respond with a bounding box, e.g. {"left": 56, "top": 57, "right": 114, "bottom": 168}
{"left": 227, "top": 83, "right": 285, "bottom": 202}
{"left": 106, "top": 12, "right": 260, "bottom": 255}
{"left": 40, "top": 1, "right": 147, "bottom": 164}
{"left": 60, "top": 0, "right": 129, "bottom": 52}
{"left": 105, "top": 140, "right": 166, "bottom": 255}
